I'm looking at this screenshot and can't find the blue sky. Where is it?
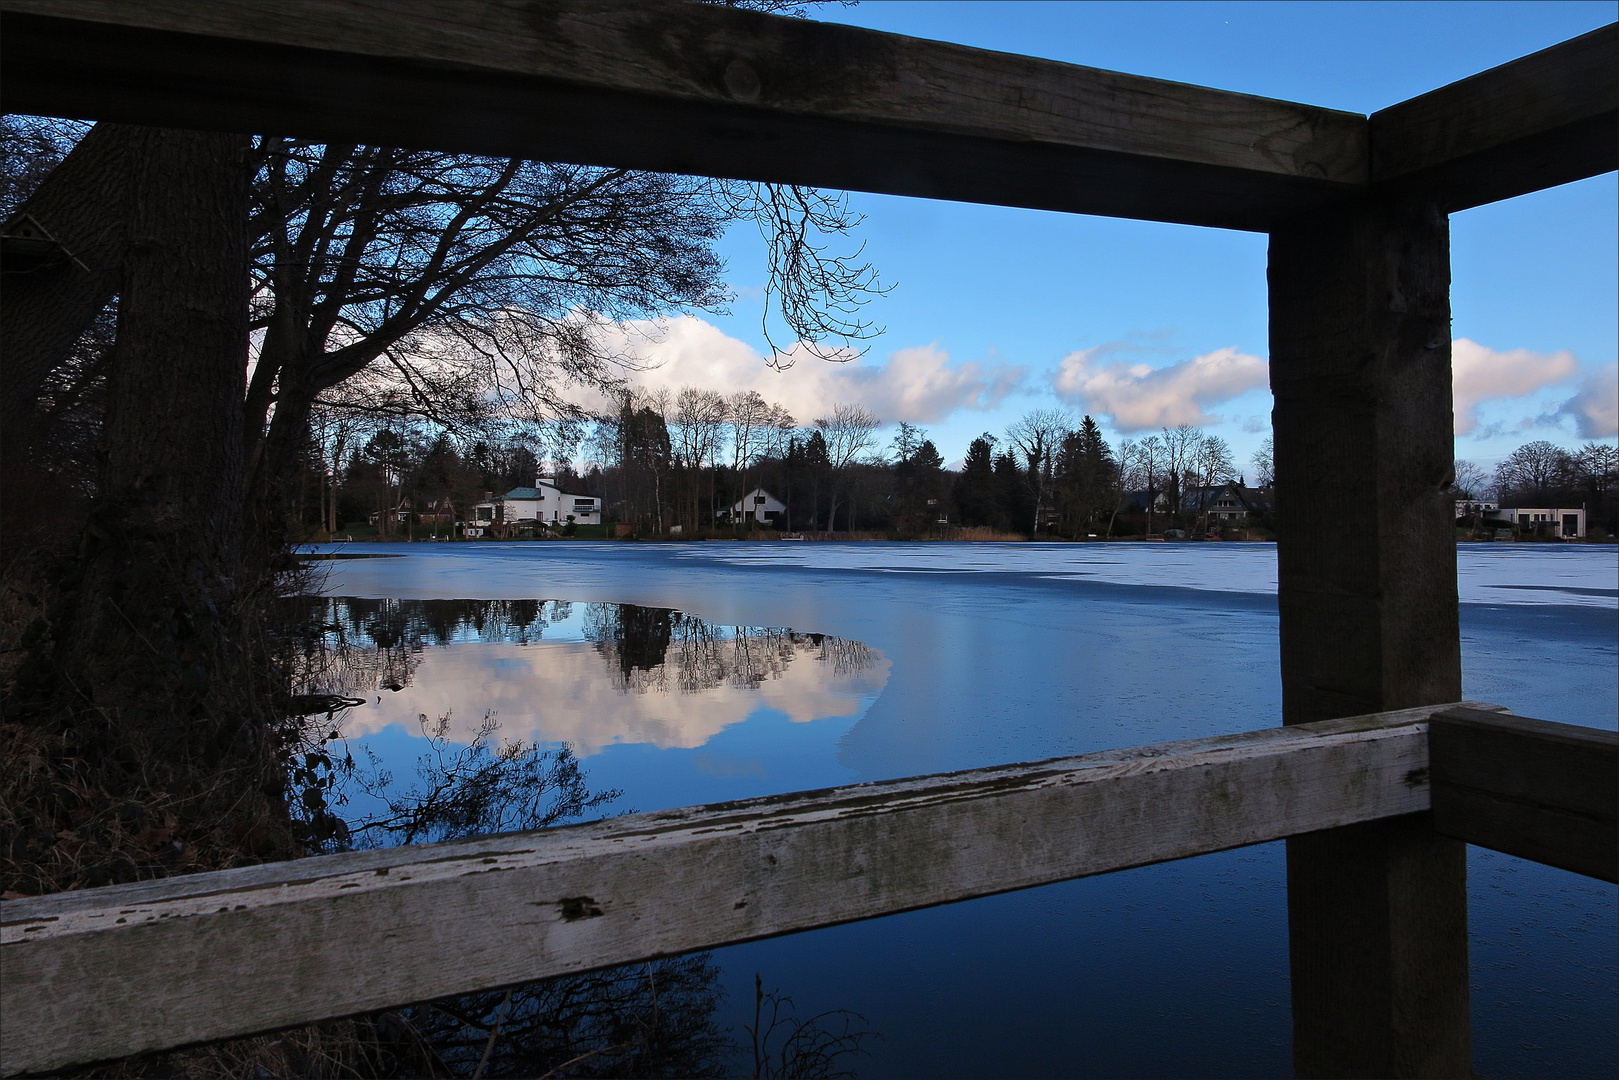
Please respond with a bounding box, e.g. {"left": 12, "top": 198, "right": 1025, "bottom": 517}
{"left": 626, "top": 1, "right": 1618, "bottom": 472}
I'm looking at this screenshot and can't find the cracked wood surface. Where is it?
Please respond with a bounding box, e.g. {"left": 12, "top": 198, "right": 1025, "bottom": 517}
{"left": 0, "top": 0, "right": 1366, "bottom": 230}
{"left": 0, "top": 703, "right": 1499, "bottom": 1075}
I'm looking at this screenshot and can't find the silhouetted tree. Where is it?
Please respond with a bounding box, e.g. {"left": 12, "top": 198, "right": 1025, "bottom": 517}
{"left": 953, "top": 435, "right": 1000, "bottom": 528}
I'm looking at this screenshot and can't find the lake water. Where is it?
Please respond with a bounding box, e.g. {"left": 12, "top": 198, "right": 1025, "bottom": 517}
{"left": 305, "top": 541, "right": 1617, "bottom": 1078}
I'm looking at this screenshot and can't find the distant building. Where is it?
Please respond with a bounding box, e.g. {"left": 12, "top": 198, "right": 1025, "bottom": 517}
{"left": 1191, "top": 482, "right": 1274, "bottom": 523}
{"left": 720, "top": 487, "right": 787, "bottom": 525}
{"left": 469, "top": 479, "right": 602, "bottom": 532}
{"left": 1131, "top": 482, "right": 1274, "bottom": 523}
{"left": 1487, "top": 506, "right": 1586, "bottom": 539}
{"left": 1119, "top": 490, "right": 1171, "bottom": 515}
{"left": 369, "top": 496, "right": 455, "bottom": 529}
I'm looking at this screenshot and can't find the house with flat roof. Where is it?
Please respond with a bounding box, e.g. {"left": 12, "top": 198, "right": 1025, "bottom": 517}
{"left": 1488, "top": 506, "right": 1586, "bottom": 538}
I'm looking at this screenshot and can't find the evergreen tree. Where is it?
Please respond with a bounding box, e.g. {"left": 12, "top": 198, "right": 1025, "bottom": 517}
{"left": 1054, "top": 415, "right": 1117, "bottom": 535}
{"left": 952, "top": 435, "right": 999, "bottom": 527}
{"left": 994, "top": 450, "right": 1032, "bottom": 534}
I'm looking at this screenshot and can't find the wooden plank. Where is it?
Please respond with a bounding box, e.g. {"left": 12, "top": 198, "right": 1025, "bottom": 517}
{"left": 0, "top": 0, "right": 1367, "bottom": 231}
{"left": 1430, "top": 706, "right": 1618, "bottom": 883}
{"left": 1371, "top": 24, "right": 1619, "bottom": 210}
{"left": 0, "top": 705, "right": 1487, "bottom": 1077}
{"left": 1269, "top": 197, "right": 1471, "bottom": 1079}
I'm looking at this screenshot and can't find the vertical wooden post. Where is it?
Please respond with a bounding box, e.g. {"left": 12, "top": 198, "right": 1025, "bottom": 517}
{"left": 1269, "top": 197, "right": 1471, "bottom": 1078}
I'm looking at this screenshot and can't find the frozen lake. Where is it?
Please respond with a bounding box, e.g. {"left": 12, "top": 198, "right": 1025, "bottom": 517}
{"left": 305, "top": 540, "right": 1617, "bottom": 1078}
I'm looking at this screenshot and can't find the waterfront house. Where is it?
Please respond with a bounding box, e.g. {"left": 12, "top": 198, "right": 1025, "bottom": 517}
{"left": 1489, "top": 505, "right": 1586, "bottom": 538}
{"left": 721, "top": 487, "right": 787, "bottom": 525}
{"left": 469, "top": 480, "right": 603, "bottom": 532}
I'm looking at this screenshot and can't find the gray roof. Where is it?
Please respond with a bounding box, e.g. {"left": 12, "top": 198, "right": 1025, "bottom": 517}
{"left": 500, "top": 485, "right": 598, "bottom": 501}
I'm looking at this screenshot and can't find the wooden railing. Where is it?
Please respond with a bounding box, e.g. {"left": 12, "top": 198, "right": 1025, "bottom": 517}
{"left": 3, "top": 703, "right": 1612, "bottom": 1075}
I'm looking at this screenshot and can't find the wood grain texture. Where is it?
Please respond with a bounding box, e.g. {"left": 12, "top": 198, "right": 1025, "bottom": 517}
{"left": 0, "top": 0, "right": 1366, "bottom": 230}
{"left": 1371, "top": 24, "right": 1618, "bottom": 210}
{"left": 0, "top": 705, "right": 1490, "bottom": 1076}
{"left": 1269, "top": 198, "right": 1471, "bottom": 1079}
{"left": 1430, "top": 706, "right": 1618, "bottom": 882}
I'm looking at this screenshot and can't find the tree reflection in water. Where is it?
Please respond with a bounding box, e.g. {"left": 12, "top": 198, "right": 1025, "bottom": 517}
{"left": 270, "top": 598, "right": 875, "bottom": 1078}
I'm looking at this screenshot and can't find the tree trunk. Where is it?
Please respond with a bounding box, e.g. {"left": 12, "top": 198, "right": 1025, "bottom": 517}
{"left": 41, "top": 127, "right": 254, "bottom": 764}
{"left": 244, "top": 335, "right": 319, "bottom": 557}
{"left": 0, "top": 123, "right": 139, "bottom": 471}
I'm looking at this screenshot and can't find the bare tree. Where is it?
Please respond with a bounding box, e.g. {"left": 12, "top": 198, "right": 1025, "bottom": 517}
{"left": 1188, "top": 433, "right": 1237, "bottom": 532}
{"left": 1138, "top": 434, "right": 1166, "bottom": 534}
{"left": 727, "top": 390, "right": 773, "bottom": 527}
{"left": 1251, "top": 436, "right": 1275, "bottom": 488}
{"left": 724, "top": 183, "right": 887, "bottom": 365}
{"left": 814, "top": 403, "right": 880, "bottom": 532}
{"left": 1572, "top": 443, "right": 1617, "bottom": 497}
{"left": 1494, "top": 440, "right": 1576, "bottom": 504}
{"left": 1006, "top": 408, "right": 1073, "bottom": 535}
{"left": 672, "top": 387, "right": 728, "bottom": 531}
{"left": 1106, "top": 438, "right": 1140, "bottom": 538}
{"left": 1157, "top": 423, "right": 1204, "bottom": 527}
{"left": 1450, "top": 459, "right": 1489, "bottom": 500}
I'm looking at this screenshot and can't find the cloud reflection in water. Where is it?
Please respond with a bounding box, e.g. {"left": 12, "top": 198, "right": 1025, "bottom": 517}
{"left": 291, "top": 598, "right": 889, "bottom": 756}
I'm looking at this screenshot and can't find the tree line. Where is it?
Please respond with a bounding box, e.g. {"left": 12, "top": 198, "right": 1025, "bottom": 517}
{"left": 314, "top": 395, "right": 1279, "bottom": 540}
{"left": 332, "top": 398, "right": 1619, "bottom": 542}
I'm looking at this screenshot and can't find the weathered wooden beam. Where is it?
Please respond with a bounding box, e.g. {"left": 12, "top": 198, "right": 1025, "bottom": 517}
{"left": 1371, "top": 24, "right": 1618, "bottom": 210}
{"left": 0, "top": 705, "right": 1484, "bottom": 1077}
{"left": 1269, "top": 197, "right": 1470, "bottom": 1079}
{"left": 1430, "top": 706, "right": 1618, "bottom": 883}
{"left": 0, "top": 0, "right": 1368, "bottom": 231}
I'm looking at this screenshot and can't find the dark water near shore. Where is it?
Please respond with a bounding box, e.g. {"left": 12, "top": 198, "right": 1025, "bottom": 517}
{"left": 304, "top": 541, "right": 1618, "bottom": 1078}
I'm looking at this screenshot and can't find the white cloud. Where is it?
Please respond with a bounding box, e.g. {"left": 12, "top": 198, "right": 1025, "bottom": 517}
{"left": 1557, "top": 363, "right": 1619, "bottom": 438}
{"left": 1451, "top": 338, "right": 1579, "bottom": 435}
{"left": 1051, "top": 345, "right": 1268, "bottom": 432}
{"left": 1047, "top": 337, "right": 1596, "bottom": 439}
{"left": 590, "top": 316, "right": 1022, "bottom": 426}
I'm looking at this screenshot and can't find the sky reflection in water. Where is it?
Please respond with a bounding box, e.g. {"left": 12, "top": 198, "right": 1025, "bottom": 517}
{"left": 298, "top": 598, "right": 888, "bottom": 814}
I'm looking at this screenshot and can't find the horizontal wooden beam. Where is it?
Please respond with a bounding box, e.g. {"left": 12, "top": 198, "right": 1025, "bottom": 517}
{"left": 0, "top": 704, "right": 1487, "bottom": 1076}
{"left": 0, "top": 0, "right": 1368, "bottom": 231}
{"left": 1429, "top": 706, "right": 1618, "bottom": 882}
{"left": 1370, "top": 24, "right": 1618, "bottom": 210}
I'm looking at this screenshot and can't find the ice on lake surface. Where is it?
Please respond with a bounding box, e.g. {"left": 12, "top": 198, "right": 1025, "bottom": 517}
{"left": 678, "top": 539, "right": 1619, "bottom": 607}
{"left": 303, "top": 540, "right": 1617, "bottom": 1079}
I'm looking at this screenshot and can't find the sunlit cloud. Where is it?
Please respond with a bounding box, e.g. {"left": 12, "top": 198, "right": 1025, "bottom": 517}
{"left": 1051, "top": 345, "right": 1268, "bottom": 432}
{"left": 1557, "top": 363, "right": 1619, "bottom": 438}
{"left": 1452, "top": 338, "right": 1579, "bottom": 435}
{"left": 587, "top": 316, "right": 1023, "bottom": 426}
{"left": 1049, "top": 337, "right": 1598, "bottom": 440}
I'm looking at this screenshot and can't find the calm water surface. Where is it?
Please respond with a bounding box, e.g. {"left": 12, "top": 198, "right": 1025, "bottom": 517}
{"left": 305, "top": 541, "right": 1617, "bottom": 1079}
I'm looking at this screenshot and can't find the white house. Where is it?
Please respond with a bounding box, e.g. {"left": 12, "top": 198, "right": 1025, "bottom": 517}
{"left": 722, "top": 487, "right": 787, "bottom": 525}
{"left": 469, "top": 479, "right": 602, "bottom": 531}
{"left": 1488, "top": 506, "right": 1586, "bottom": 539}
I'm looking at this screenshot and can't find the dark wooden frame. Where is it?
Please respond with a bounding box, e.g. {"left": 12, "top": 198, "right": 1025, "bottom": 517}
{"left": 1, "top": 3, "right": 1614, "bottom": 1077}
